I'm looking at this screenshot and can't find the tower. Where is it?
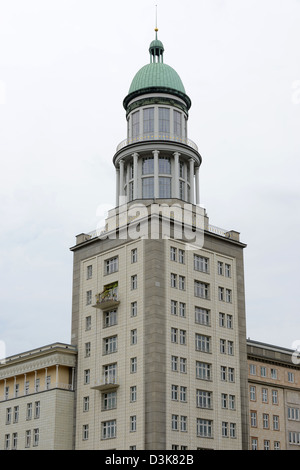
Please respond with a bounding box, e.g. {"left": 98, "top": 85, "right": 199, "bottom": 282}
{"left": 70, "top": 31, "right": 248, "bottom": 450}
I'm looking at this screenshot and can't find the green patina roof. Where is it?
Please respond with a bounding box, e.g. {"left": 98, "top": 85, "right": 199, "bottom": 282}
{"left": 128, "top": 62, "right": 186, "bottom": 95}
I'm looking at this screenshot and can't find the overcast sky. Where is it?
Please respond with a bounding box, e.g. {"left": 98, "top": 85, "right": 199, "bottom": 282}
{"left": 0, "top": 0, "right": 299, "bottom": 358}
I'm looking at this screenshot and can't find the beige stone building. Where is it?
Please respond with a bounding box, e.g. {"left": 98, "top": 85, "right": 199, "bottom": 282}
{"left": 247, "top": 339, "right": 300, "bottom": 450}
{"left": 0, "top": 343, "right": 76, "bottom": 450}
{"left": 69, "top": 31, "right": 249, "bottom": 450}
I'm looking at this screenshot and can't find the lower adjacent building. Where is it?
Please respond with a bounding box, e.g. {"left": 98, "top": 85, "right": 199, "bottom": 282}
{"left": 247, "top": 339, "right": 300, "bottom": 450}
{"left": 0, "top": 343, "right": 76, "bottom": 450}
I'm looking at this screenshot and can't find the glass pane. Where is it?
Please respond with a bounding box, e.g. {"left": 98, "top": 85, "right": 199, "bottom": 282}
{"left": 159, "top": 157, "right": 171, "bottom": 174}
{"left": 174, "top": 110, "right": 182, "bottom": 136}
{"left": 132, "top": 111, "right": 140, "bottom": 138}
{"left": 142, "top": 157, "right": 154, "bottom": 174}
{"left": 159, "top": 177, "right": 171, "bottom": 198}
{"left": 143, "top": 108, "right": 154, "bottom": 133}
{"left": 142, "top": 177, "right": 154, "bottom": 198}
{"left": 159, "top": 108, "right": 170, "bottom": 133}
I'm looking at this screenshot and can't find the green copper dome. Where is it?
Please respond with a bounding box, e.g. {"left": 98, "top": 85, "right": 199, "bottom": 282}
{"left": 128, "top": 62, "right": 186, "bottom": 95}
{"left": 123, "top": 35, "right": 191, "bottom": 111}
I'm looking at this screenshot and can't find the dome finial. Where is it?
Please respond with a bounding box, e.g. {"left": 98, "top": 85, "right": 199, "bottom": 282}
{"left": 155, "top": 4, "right": 158, "bottom": 39}
{"left": 150, "top": 4, "right": 164, "bottom": 63}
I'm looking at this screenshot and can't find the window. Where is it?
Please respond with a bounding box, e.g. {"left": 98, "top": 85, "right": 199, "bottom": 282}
{"left": 288, "top": 371, "right": 295, "bottom": 383}
{"left": 196, "top": 361, "right": 211, "bottom": 381}
{"left": 130, "top": 415, "right": 137, "bottom": 432}
{"left": 262, "top": 388, "right": 268, "bottom": 403}
{"left": 196, "top": 390, "right": 212, "bottom": 409}
{"left": 288, "top": 407, "right": 300, "bottom": 421}
{"left": 83, "top": 396, "right": 89, "bottom": 412}
{"left": 222, "top": 422, "right": 228, "bottom": 438}
{"left": 179, "top": 302, "right": 186, "bottom": 317}
{"left": 104, "top": 364, "right": 117, "bottom": 382}
{"left": 102, "top": 420, "right": 116, "bottom": 440}
{"left": 82, "top": 425, "right": 89, "bottom": 441}
{"left": 226, "top": 289, "right": 232, "bottom": 303}
{"left": 85, "top": 342, "right": 91, "bottom": 357}
{"left": 272, "top": 390, "right": 278, "bottom": 405}
{"left": 250, "top": 386, "right": 256, "bottom": 401}
{"left": 195, "top": 334, "right": 210, "bottom": 353}
{"left": 131, "top": 275, "right": 137, "bottom": 290}
{"left": 34, "top": 401, "right": 40, "bottom": 419}
{"left": 86, "top": 290, "right": 92, "bottom": 305}
{"left": 142, "top": 177, "right": 154, "bottom": 198}
{"left": 26, "top": 403, "right": 32, "bottom": 420}
{"left": 249, "top": 364, "right": 256, "bottom": 375}
{"left": 220, "top": 339, "right": 226, "bottom": 354}
{"left": 34, "top": 378, "right": 40, "bottom": 393}
{"left": 251, "top": 438, "right": 258, "bottom": 450}
{"left": 159, "top": 157, "right": 171, "bottom": 174}
{"left": 250, "top": 411, "right": 257, "bottom": 427}
{"left": 25, "top": 430, "right": 31, "bottom": 448}
{"left": 143, "top": 107, "right": 154, "bottom": 133}
{"left": 271, "top": 368, "right": 278, "bottom": 379}
{"left": 103, "top": 392, "right": 117, "bottom": 410}
{"left": 180, "top": 357, "right": 187, "bottom": 373}
{"left": 159, "top": 107, "right": 170, "bottom": 133}
{"left": 33, "top": 429, "right": 39, "bottom": 447}
{"left": 85, "top": 315, "right": 91, "bottom": 330}
{"left": 179, "top": 180, "right": 185, "bottom": 200}
{"left": 172, "top": 414, "right": 178, "bottom": 431}
{"left": 84, "top": 369, "right": 90, "bottom": 385}
{"left": 131, "top": 248, "right": 137, "bottom": 263}
{"left": 179, "top": 275, "right": 185, "bottom": 290}
{"left": 218, "top": 287, "right": 224, "bottom": 301}
{"left": 142, "top": 157, "right": 154, "bottom": 175}
{"left": 171, "top": 385, "right": 178, "bottom": 401}
{"left": 87, "top": 265, "right": 92, "bottom": 279}
{"left": 289, "top": 432, "right": 300, "bottom": 445}
{"left": 194, "top": 255, "right": 209, "bottom": 273}
{"left": 194, "top": 281, "right": 209, "bottom": 299}
{"left": 174, "top": 110, "right": 182, "bottom": 136}
{"left": 13, "top": 406, "right": 19, "bottom": 423}
{"left": 180, "top": 329, "right": 186, "bottom": 345}
{"left": 159, "top": 176, "right": 171, "bottom": 198}
{"left": 217, "top": 261, "right": 223, "bottom": 275}
{"left": 103, "top": 336, "right": 117, "bottom": 355}
{"left": 6, "top": 407, "right": 12, "bottom": 424}
{"left": 225, "top": 264, "right": 231, "bottom": 277}
{"left": 104, "top": 309, "right": 117, "bottom": 327}
{"left": 131, "top": 329, "right": 137, "bottom": 345}
{"left": 132, "top": 111, "right": 140, "bottom": 138}
{"left": 171, "top": 328, "right": 178, "bottom": 343}
{"left": 171, "top": 300, "right": 177, "bottom": 315}
{"left": 130, "top": 386, "right": 137, "bottom": 402}
{"left": 131, "top": 301, "right": 137, "bottom": 317}
{"left": 171, "top": 273, "right": 177, "bottom": 288}
{"left": 170, "top": 246, "right": 177, "bottom": 261}
{"left": 171, "top": 356, "right": 178, "bottom": 371}
{"left": 130, "top": 357, "right": 137, "bottom": 373}
{"left": 273, "top": 415, "right": 279, "bottom": 430}
{"left": 263, "top": 413, "right": 269, "bottom": 429}
{"left": 195, "top": 307, "right": 210, "bottom": 326}
{"left": 12, "top": 432, "right": 17, "bottom": 450}
{"left": 197, "top": 419, "right": 212, "bottom": 438}
{"left": 105, "top": 257, "right": 118, "bottom": 274}
{"left": 178, "top": 249, "right": 185, "bottom": 264}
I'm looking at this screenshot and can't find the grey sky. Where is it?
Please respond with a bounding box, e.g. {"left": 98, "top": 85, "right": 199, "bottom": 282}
{"left": 0, "top": 0, "right": 299, "bottom": 357}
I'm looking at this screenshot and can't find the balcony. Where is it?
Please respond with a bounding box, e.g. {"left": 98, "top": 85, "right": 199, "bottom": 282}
{"left": 91, "top": 375, "right": 119, "bottom": 391}
{"left": 93, "top": 283, "right": 120, "bottom": 310}
{"left": 116, "top": 133, "right": 198, "bottom": 153}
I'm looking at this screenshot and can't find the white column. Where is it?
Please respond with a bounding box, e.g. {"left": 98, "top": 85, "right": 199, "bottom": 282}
{"left": 132, "top": 152, "right": 139, "bottom": 200}
{"left": 173, "top": 152, "right": 180, "bottom": 199}
{"left": 116, "top": 168, "right": 120, "bottom": 207}
{"left": 44, "top": 368, "right": 48, "bottom": 391}
{"left": 119, "top": 159, "right": 125, "bottom": 199}
{"left": 195, "top": 166, "right": 200, "bottom": 204}
{"left": 189, "top": 158, "right": 195, "bottom": 204}
{"left": 153, "top": 150, "right": 160, "bottom": 199}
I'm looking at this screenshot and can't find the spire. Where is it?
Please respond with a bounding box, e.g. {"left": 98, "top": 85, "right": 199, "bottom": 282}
{"left": 149, "top": 6, "right": 164, "bottom": 63}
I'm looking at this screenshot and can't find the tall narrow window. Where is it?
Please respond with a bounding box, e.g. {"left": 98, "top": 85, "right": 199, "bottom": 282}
{"left": 132, "top": 111, "right": 140, "bottom": 138}
{"left": 174, "top": 110, "right": 182, "bottom": 136}
{"left": 159, "top": 108, "right": 170, "bottom": 134}
{"left": 143, "top": 108, "right": 154, "bottom": 134}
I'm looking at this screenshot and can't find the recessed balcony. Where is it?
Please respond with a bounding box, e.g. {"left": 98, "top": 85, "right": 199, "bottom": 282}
{"left": 93, "top": 283, "right": 120, "bottom": 310}
{"left": 116, "top": 133, "right": 198, "bottom": 153}
{"left": 91, "top": 376, "right": 119, "bottom": 391}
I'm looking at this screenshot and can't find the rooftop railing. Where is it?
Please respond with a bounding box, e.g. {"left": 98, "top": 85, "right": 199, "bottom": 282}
{"left": 116, "top": 133, "right": 199, "bottom": 153}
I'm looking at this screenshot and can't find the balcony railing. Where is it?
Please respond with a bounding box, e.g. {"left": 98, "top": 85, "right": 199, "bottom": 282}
{"left": 93, "top": 283, "right": 120, "bottom": 310}
{"left": 91, "top": 375, "right": 119, "bottom": 391}
{"left": 116, "top": 133, "right": 198, "bottom": 153}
